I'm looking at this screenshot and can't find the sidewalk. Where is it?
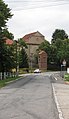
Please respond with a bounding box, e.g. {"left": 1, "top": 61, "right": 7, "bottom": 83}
{"left": 52, "top": 73, "right": 69, "bottom": 119}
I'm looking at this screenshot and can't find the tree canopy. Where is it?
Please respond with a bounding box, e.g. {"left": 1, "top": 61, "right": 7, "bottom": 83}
{"left": 0, "top": 0, "right": 14, "bottom": 78}
{"left": 19, "top": 48, "right": 29, "bottom": 68}
{"left": 39, "top": 29, "right": 69, "bottom": 70}
{"left": 0, "top": 0, "right": 12, "bottom": 29}
{"left": 51, "top": 29, "right": 68, "bottom": 43}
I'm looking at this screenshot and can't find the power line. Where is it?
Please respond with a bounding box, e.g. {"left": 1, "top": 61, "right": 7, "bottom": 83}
{"left": 4, "top": 0, "right": 69, "bottom": 11}
{"left": 14, "top": 3, "right": 69, "bottom": 11}
{"left": 4, "top": 0, "right": 69, "bottom": 3}
{"left": 4, "top": 0, "right": 69, "bottom": 1}
{"left": 4, "top": 0, "right": 69, "bottom": 6}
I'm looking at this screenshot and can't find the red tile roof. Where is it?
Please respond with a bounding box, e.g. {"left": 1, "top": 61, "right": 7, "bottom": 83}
{"left": 22, "top": 32, "right": 37, "bottom": 42}
{"left": 6, "top": 39, "right": 14, "bottom": 45}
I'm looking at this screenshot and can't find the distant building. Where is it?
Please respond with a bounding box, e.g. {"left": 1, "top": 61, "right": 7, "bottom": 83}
{"left": 22, "top": 31, "right": 45, "bottom": 67}
{"left": 6, "top": 38, "right": 14, "bottom": 45}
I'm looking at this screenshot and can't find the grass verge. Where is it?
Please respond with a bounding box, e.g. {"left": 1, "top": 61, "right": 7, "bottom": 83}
{"left": 0, "top": 76, "right": 20, "bottom": 88}
{"left": 64, "top": 74, "right": 69, "bottom": 81}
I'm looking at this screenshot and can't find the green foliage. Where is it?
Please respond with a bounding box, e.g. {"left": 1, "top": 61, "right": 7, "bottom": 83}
{"left": 3, "top": 28, "right": 14, "bottom": 39}
{"left": 0, "top": 0, "right": 14, "bottom": 74}
{"left": 39, "top": 40, "right": 51, "bottom": 54}
{"left": 13, "top": 39, "right": 28, "bottom": 71}
{"left": 64, "top": 74, "right": 69, "bottom": 81}
{"left": 39, "top": 40, "right": 54, "bottom": 64}
{"left": 51, "top": 30, "right": 69, "bottom": 68}
{"left": 39, "top": 29, "right": 69, "bottom": 70}
{"left": 52, "top": 29, "right": 68, "bottom": 43}
{"left": 0, "top": 0, "right": 12, "bottom": 28}
{"left": 19, "top": 48, "right": 29, "bottom": 68}
{"left": 49, "top": 45, "right": 57, "bottom": 64}
{"left": 0, "top": 42, "right": 16, "bottom": 72}
{"left": 0, "top": 76, "right": 19, "bottom": 88}
{"left": 56, "top": 39, "right": 69, "bottom": 65}
{"left": 18, "top": 38, "right": 27, "bottom": 48}
{"left": 17, "top": 38, "right": 29, "bottom": 68}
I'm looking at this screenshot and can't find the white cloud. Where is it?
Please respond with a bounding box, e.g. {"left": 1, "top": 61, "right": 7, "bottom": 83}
{"left": 5, "top": 0, "right": 69, "bottom": 42}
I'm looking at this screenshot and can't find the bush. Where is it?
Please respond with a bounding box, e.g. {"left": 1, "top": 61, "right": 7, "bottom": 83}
{"left": 64, "top": 74, "right": 69, "bottom": 81}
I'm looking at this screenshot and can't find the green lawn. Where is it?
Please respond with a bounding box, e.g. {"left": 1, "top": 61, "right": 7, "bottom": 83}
{"left": 0, "top": 76, "right": 20, "bottom": 88}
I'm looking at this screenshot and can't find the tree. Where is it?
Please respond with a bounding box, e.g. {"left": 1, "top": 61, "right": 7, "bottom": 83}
{"left": 0, "top": 0, "right": 12, "bottom": 29}
{"left": 0, "top": 0, "right": 13, "bottom": 79}
{"left": 3, "top": 28, "right": 14, "bottom": 40}
{"left": 18, "top": 38, "right": 27, "bottom": 49}
{"left": 2, "top": 44, "right": 15, "bottom": 72}
{"left": 39, "top": 40, "right": 51, "bottom": 54}
{"left": 51, "top": 38, "right": 69, "bottom": 69}
{"left": 56, "top": 39, "right": 69, "bottom": 66}
{"left": 18, "top": 38, "right": 28, "bottom": 68}
{"left": 14, "top": 39, "right": 28, "bottom": 71}
{"left": 39, "top": 40, "right": 51, "bottom": 63}
{"left": 19, "top": 48, "right": 29, "bottom": 68}
{"left": 51, "top": 29, "right": 68, "bottom": 43}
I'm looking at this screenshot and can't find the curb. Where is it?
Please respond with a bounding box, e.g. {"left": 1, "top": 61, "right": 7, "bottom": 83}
{"left": 5, "top": 76, "right": 24, "bottom": 84}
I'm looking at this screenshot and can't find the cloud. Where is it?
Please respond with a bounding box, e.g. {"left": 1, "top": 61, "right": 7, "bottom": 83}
{"left": 5, "top": 0, "right": 69, "bottom": 42}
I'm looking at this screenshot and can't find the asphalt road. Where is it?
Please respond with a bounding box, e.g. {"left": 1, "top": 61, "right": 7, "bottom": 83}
{"left": 0, "top": 73, "right": 59, "bottom": 119}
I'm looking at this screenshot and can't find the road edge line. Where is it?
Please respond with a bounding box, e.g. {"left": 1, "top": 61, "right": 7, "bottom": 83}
{"left": 5, "top": 77, "right": 24, "bottom": 84}
{"left": 52, "top": 83, "right": 64, "bottom": 119}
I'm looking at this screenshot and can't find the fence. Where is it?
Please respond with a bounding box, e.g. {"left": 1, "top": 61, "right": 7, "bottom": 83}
{"left": 0, "top": 72, "right": 17, "bottom": 80}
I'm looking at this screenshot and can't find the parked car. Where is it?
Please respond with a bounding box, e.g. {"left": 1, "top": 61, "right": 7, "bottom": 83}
{"left": 34, "top": 69, "right": 41, "bottom": 73}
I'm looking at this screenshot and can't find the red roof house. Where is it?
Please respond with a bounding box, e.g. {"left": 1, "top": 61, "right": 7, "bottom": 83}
{"left": 5, "top": 38, "right": 14, "bottom": 45}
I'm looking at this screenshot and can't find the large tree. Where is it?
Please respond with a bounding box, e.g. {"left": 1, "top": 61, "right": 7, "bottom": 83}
{"left": 39, "top": 40, "right": 51, "bottom": 63}
{"left": 51, "top": 29, "right": 68, "bottom": 43}
{"left": 14, "top": 39, "right": 28, "bottom": 73}
{"left": 51, "top": 38, "right": 69, "bottom": 69}
{"left": 39, "top": 40, "right": 51, "bottom": 54}
{"left": 3, "top": 28, "right": 14, "bottom": 40}
{"left": 39, "top": 35, "right": 69, "bottom": 70}
{"left": 18, "top": 38, "right": 29, "bottom": 68}
{"left": 0, "top": 0, "right": 12, "bottom": 29}
{"left": 56, "top": 39, "right": 69, "bottom": 66}
{"left": 19, "top": 48, "right": 29, "bottom": 68}
{"left": 0, "top": 0, "right": 13, "bottom": 79}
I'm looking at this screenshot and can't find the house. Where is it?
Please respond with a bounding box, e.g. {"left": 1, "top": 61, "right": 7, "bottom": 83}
{"left": 6, "top": 38, "right": 14, "bottom": 45}
{"left": 22, "top": 31, "right": 45, "bottom": 64}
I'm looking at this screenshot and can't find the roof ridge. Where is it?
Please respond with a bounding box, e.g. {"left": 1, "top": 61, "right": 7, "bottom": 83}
{"left": 22, "top": 31, "right": 37, "bottom": 42}
{"left": 23, "top": 31, "right": 37, "bottom": 37}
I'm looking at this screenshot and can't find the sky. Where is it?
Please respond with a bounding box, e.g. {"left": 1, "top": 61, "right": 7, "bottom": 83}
{"left": 4, "top": 0, "right": 69, "bottom": 42}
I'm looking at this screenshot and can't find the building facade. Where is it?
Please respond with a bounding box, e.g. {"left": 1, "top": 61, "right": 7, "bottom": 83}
{"left": 22, "top": 31, "right": 45, "bottom": 68}
{"left": 22, "top": 31, "right": 45, "bottom": 62}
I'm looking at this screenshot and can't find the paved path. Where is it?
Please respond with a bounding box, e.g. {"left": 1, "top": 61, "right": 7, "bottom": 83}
{"left": 52, "top": 73, "right": 69, "bottom": 119}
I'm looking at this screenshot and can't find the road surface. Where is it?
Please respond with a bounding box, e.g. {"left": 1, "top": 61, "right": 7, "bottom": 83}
{"left": 0, "top": 73, "right": 59, "bottom": 119}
